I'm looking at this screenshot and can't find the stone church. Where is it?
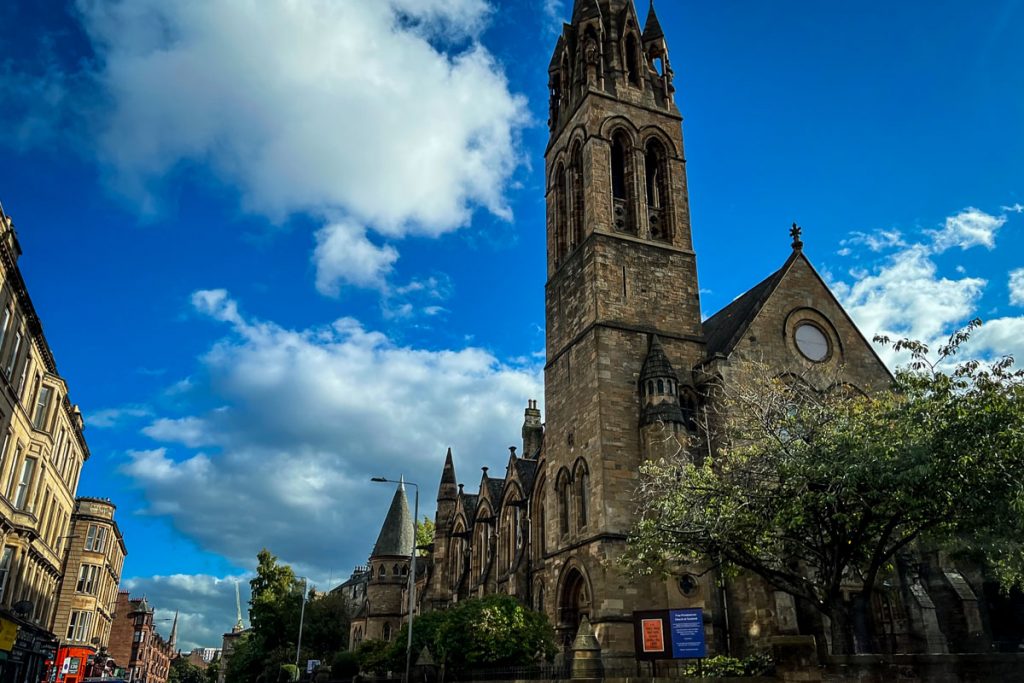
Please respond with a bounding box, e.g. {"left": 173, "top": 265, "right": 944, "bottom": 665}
{"left": 348, "top": 0, "right": 1013, "bottom": 661}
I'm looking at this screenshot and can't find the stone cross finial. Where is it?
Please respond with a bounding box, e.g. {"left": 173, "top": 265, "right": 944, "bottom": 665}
{"left": 790, "top": 222, "right": 804, "bottom": 251}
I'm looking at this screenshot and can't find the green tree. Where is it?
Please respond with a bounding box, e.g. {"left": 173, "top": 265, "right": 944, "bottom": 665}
{"left": 168, "top": 658, "right": 205, "bottom": 683}
{"left": 627, "top": 322, "right": 1024, "bottom": 654}
{"left": 433, "top": 595, "right": 556, "bottom": 674}
{"left": 416, "top": 516, "right": 436, "bottom": 556}
{"left": 204, "top": 659, "right": 220, "bottom": 683}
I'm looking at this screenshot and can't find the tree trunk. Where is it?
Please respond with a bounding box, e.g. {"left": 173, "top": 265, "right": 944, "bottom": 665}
{"left": 828, "top": 605, "right": 856, "bottom": 656}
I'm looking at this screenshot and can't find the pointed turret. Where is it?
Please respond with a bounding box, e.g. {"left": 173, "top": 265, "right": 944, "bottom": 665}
{"left": 522, "top": 399, "right": 544, "bottom": 458}
{"left": 639, "top": 335, "right": 685, "bottom": 426}
{"left": 642, "top": 1, "right": 664, "bottom": 43}
{"left": 371, "top": 480, "right": 414, "bottom": 558}
{"left": 438, "top": 448, "right": 457, "bottom": 502}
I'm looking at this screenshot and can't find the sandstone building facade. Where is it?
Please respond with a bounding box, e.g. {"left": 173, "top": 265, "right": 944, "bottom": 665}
{"left": 0, "top": 205, "right": 94, "bottom": 681}
{"left": 52, "top": 497, "right": 127, "bottom": 650}
{"left": 352, "top": 0, "right": 1018, "bottom": 661}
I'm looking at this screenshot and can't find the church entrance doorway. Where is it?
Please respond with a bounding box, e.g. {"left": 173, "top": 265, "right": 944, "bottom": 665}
{"left": 559, "top": 567, "right": 592, "bottom": 645}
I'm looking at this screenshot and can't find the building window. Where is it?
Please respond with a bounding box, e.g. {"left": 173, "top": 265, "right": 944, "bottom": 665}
{"left": 13, "top": 456, "right": 36, "bottom": 509}
{"left": 4, "top": 330, "right": 20, "bottom": 378}
{"left": 611, "top": 131, "right": 635, "bottom": 234}
{"left": 32, "top": 385, "right": 53, "bottom": 431}
{"left": 570, "top": 143, "right": 585, "bottom": 249}
{"left": 382, "top": 623, "right": 392, "bottom": 642}
{"left": 0, "top": 547, "right": 13, "bottom": 603}
{"left": 795, "top": 322, "right": 830, "bottom": 362}
{"left": 67, "top": 610, "right": 94, "bottom": 642}
{"left": 556, "top": 469, "right": 571, "bottom": 535}
{"left": 574, "top": 461, "right": 590, "bottom": 530}
{"left": 76, "top": 564, "right": 101, "bottom": 594}
{"left": 625, "top": 34, "right": 640, "bottom": 86}
{"left": 0, "top": 308, "right": 10, "bottom": 352}
{"left": 85, "top": 524, "right": 109, "bottom": 553}
{"left": 555, "top": 162, "right": 568, "bottom": 264}
{"left": 645, "top": 139, "right": 671, "bottom": 241}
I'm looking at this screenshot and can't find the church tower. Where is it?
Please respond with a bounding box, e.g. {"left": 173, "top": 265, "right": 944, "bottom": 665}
{"left": 542, "top": 0, "right": 705, "bottom": 654}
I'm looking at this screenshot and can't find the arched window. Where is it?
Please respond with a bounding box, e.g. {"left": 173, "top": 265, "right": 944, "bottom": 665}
{"left": 625, "top": 35, "right": 640, "bottom": 86}
{"left": 556, "top": 469, "right": 571, "bottom": 535}
{"left": 393, "top": 563, "right": 400, "bottom": 576}
{"left": 555, "top": 162, "right": 569, "bottom": 263}
{"left": 382, "top": 623, "right": 392, "bottom": 642}
{"left": 611, "top": 132, "right": 635, "bottom": 234}
{"left": 402, "top": 565, "right": 409, "bottom": 576}
{"left": 574, "top": 461, "right": 590, "bottom": 530}
{"left": 570, "top": 144, "right": 584, "bottom": 248}
{"left": 645, "top": 139, "right": 670, "bottom": 241}
{"left": 378, "top": 565, "right": 386, "bottom": 579}
{"left": 534, "top": 477, "right": 547, "bottom": 559}
{"left": 657, "top": 379, "right": 665, "bottom": 394}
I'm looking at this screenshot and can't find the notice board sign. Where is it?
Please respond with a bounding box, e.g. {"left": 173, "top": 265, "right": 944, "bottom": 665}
{"left": 633, "top": 609, "right": 706, "bottom": 660}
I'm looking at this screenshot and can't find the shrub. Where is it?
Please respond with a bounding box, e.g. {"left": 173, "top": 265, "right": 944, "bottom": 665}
{"left": 331, "top": 650, "right": 360, "bottom": 679}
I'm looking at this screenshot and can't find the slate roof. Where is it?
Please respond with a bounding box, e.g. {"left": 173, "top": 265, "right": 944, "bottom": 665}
{"left": 640, "top": 335, "right": 679, "bottom": 383}
{"left": 572, "top": 0, "right": 602, "bottom": 24}
{"left": 371, "top": 482, "right": 414, "bottom": 558}
{"left": 702, "top": 257, "right": 791, "bottom": 357}
{"left": 515, "top": 458, "right": 539, "bottom": 496}
{"left": 486, "top": 477, "right": 506, "bottom": 504}
{"left": 459, "top": 492, "right": 479, "bottom": 521}
{"left": 440, "top": 448, "right": 457, "bottom": 486}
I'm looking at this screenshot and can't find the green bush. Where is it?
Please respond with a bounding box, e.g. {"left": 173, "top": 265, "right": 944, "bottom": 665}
{"left": 331, "top": 650, "right": 360, "bottom": 679}
{"left": 355, "top": 639, "right": 393, "bottom": 675}
{"left": 435, "top": 595, "right": 557, "bottom": 674}
{"left": 278, "top": 664, "right": 299, "bottom": 682}
{"left": 680, "top": 651, "right": 773, "bottom": 677}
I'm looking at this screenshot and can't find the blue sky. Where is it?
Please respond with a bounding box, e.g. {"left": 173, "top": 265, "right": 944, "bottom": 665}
{"left": 1, "top": 0, "right": 1022, "bottom": 649}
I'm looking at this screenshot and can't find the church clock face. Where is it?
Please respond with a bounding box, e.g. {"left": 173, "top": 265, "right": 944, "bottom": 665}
{"left": 794, "top": 323, "right": 830, "bottom": 362}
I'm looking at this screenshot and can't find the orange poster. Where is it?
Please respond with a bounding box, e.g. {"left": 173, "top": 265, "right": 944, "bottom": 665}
{"left": 641, "top": 618, "right": 664, "bottom": 653}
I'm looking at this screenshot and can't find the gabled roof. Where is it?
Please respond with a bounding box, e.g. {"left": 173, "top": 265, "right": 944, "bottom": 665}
{"left": 702, "top": 254, "right": 793, "bottom": 357}
{"left": 572, "top": 0, "right": 602, "bottom": 25}
{"left": 371, "top": 481, "right": 414, "bottom": 558}
{"left": 486, "top": 477, "right": 505, "bottom": 504}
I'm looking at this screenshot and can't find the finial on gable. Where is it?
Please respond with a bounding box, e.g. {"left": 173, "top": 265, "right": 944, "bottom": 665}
{"left": 790, "top": 222, "right": 804, "bottom": 251}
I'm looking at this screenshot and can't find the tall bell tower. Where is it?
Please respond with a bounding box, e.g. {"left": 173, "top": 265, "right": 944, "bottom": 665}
{"left": 541, "top": 0, "right": 706, "bottom": 655}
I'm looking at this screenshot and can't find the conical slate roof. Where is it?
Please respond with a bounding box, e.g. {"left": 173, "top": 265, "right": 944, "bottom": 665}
{"left": 371, "top": 480, "right": 414, "bottom": 558}
{"left": 441, "top": 448, "right": 457, "bottom": 485}
{"left": 642, "top": 1, "right": 664, "bottom": 42}
{"left": 640, "top": 336, "right": 679, "bottom": 383}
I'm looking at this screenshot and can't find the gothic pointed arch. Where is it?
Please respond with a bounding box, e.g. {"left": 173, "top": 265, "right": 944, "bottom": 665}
{"left": 570, "top": 141, "right": 585, "bottom": 249}
{"left": 533, "top": 473, "right": 547, "bottom": 560}
{"left": 572, "top": 458, "right": 590, "bottom": 530}
{"left": 610, "top": 129, "right": 637, "bottom": 234}
{"left": 555, "top": 467, "right": 572, "bottom": 536}
{"left": 644, "top": 137, "right": 671, "bottom": 242}
{"left": 557, "top": 562, "right": 593, "bottom": 638}
{"left": 554, "top": 161, "right": 569, "bottom": 264}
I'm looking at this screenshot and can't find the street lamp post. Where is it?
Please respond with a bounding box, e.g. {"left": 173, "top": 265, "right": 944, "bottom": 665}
{"left": 371, "top": 476, "right": 419, "bottom": 683}
{"left": 294, "top": 577, "right": 308, "bottom": 679}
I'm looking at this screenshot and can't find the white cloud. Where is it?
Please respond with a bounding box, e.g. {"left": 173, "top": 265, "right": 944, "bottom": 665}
{"left": 1002, "top": 203, "right": 1024, "bottom": 214}
{"left": 928, "top": 207, "right": 1007, "bottom": 252}
{"left": 830, "top": 244, "right": 986, "bottom": 366}
{"left": 124, "top": 291, "right": 542, "bottom": 574}
{"left": 87, "top": 404, "right": 152, "bottom": 428}
{"left": 79, "top": 0, "right": 528, "bottom": 236}
{"left": 313, "top": 222, "right": 399, "bottom": 295}
{"left": 840, "top": 229, "right": 906, "bottom": 253}
{"left": 1010, "top": 268, "right": 1024, "bottom": 307}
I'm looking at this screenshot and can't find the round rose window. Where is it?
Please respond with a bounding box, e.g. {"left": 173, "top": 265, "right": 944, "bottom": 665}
{"left": 794, "top": 323, "right": 829, "bottom": 362}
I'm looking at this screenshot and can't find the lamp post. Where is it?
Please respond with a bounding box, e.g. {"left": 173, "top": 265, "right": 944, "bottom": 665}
{"left": 294, "top": 577, "right": 308, "bottom": 679}
{"left": 371, "top": 476, "right": 419, "bottom": 683}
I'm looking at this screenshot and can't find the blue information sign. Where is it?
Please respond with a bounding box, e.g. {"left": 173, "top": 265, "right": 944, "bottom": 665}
{"left": 668, "top": 609, "right": 706, "bottom": 659}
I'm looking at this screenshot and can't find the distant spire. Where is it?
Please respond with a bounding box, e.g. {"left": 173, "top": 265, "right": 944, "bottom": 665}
{"left": 233, "top": 582, "right": 244, "bottom": 633}
{"left": 790, "top": 222, "right": 804, "bottom": 251}
{"left": 169, "top": 611, "right": 179, "bottom": 648}
{"left": 438, "top": 448, "right": 458, "bottom": 503}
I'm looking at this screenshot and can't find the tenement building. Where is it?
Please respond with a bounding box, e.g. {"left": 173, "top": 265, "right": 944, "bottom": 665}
{"left": 108, "top": 592, "right": 175, "bottom": 683}
{"left": 52, "top": 498, "right": 127, "bottom": 651}
{"left": 352, "top": 0, "right": 1021, "bottom": 662}
{"left": 0, "top": 205, "right": 92, "bottom": 680}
